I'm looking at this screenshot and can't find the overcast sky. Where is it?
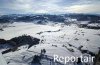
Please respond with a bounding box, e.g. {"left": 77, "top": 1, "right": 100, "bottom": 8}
{"left": 0, "top": 0, "right": 100, "bottom": 14}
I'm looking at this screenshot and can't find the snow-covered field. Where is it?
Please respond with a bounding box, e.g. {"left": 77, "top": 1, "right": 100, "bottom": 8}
{"left": 0, "top": 22, "right": 100, "bottom": 65}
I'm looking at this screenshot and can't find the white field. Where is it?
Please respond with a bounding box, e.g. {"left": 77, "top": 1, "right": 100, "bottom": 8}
{"left": 0, "top": 22, "right": 100, "bottom": 65}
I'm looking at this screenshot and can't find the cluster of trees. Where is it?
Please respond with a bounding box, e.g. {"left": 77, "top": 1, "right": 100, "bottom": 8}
{"left": 32, "top": 55, "right": 41, "bottom": 64}
{"left": 31, "top": 49, "right": 46, "bottom": 65}
{"left": 78, "top": 24, "right": 100, "bottom": 29}
{"left": 10, "top": 34, "right": 40, "bottom": 47}
{"left": 0, "top": 35, "right": 40, "bottom": 54}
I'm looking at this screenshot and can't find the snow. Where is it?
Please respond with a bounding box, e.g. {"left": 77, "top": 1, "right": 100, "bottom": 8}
{"left": 87, "top": 23, "right": 100, "bottom": 27}
{"left": 79, "top": 21, "right": 89, "bottom": 24}
{"left": 0, "top": 22, "right": 61, "bottom": 40}
{"left": 0, "top": 53, "right": 7, "bottom": 65}
{"left": 0, "top": 22, "right": 100, "bottom": 65}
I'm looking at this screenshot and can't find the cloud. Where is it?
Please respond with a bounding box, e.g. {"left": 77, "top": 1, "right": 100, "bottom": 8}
{"left": 63, "top": 0, "right": 100, "bottom": 14}
{"left": 64, "top": 4, "right": 100, "bottom": 14}
{"left": 0, "top": 0, "right": 100, "bottom": 14}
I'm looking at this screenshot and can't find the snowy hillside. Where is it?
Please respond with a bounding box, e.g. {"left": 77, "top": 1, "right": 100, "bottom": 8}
{"left": 0, "top": 22, "right": 100, "bottom": 65}
{"left": 0, "top": 53, "right": 7, "bottom": 65}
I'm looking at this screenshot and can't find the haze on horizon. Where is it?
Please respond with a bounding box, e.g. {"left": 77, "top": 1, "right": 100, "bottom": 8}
{"left": 0, "top": 0, "right": 100, "bottom": 15}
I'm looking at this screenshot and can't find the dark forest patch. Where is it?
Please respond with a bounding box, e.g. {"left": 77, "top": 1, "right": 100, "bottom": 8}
{"left": 0, "top": 35, "right": 40, "bottom": 54}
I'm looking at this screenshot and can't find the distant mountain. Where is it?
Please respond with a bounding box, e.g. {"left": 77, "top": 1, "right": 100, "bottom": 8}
{"left": 0, "top": 14, "right": 100, "bottom": 23}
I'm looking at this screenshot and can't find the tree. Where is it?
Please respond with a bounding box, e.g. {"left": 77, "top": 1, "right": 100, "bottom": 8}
{"left": 32, "top": 55, "right": 41, "bottom": 64}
